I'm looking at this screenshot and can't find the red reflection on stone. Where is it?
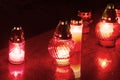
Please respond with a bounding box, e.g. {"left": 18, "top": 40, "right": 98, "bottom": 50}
{"left": 55, "top": 66, "right": 75, "bottom": 80}
{"left": 96, "top": 49, "right": 112, "bottom": 71}
{"left": 8, "top": 64, "right": 24, "bottom": 80}
{"left": 97, "top": 57, "right": 111, "bottom": 69}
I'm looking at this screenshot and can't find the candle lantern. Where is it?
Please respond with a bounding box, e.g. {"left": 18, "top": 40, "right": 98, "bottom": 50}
{"left": 70, "top": 16, "right": 83, "bottom": 51}
{"left": 9, "top": 26, "right": 25, "bottom": 64}
{"left": 95, "top": 4, "right": 120, "bottom": 47}
{"left": 48, "top": 19, "right": 74, "bottom": 66}
{"left": 70, "top": 16, "right": 82, "bottom": 79}
{"left": 78, "top": 10, "right": 93, "bottom": 34}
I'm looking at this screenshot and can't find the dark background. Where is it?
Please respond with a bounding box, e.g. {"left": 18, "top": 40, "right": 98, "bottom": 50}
{"left": 0, "top": 0, "right": 119, "bottom": 49}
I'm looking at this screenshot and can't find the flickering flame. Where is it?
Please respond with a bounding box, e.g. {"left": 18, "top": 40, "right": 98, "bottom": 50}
{"left": 70, "top": 25, "right": 82, "bottom": 33}
{"left": 9, "top": 43, "right": 24, "bottom": 63}
{"left": 99, "top": 23, "right": 114, "bottom": 39}
{"left": 56, "top": 45, "right": 70, "bottom": 58}
{"left": 70, "top": 25, "right": 82, "bottom": 42}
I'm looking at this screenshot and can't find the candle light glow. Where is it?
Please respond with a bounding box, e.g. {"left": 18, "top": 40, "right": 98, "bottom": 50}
{"left": 99, "top": 22, "right": 114, "bottom": 39}
{"left": 56, "top": 45, "right": 70, "bottom": 58}
{"left": 9, "top": 42, "right": 25, "bottom": 64}
{"left": 70, "top": 19, "right": 82, "bottom": 79}
{"left": 70, "top": 25, "right": 82, "bottom": 42}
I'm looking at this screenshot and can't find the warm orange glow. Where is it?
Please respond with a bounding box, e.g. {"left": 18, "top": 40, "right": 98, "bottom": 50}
{"left": 55, "top": 45, "right": 70, "bottom": 65}
{"left": 99, "top": 22, "right": 114, "bottom": 39}
{"left": 70, "top": 64, "right": 81, "bottom": 79}
{"left": 70, "top": 25, "right": 83, "bottom": 42}
{"left": 48, "top": 37, "right": 74, "bottom": 66}
{"left": 9, "top": 42, "right": 25, "bottom": 64}
{"left": 56, "top": 45, "right": 70, "bottom": 58}
{"left": 70, "top": 22, "right": 82, "bottom": 79}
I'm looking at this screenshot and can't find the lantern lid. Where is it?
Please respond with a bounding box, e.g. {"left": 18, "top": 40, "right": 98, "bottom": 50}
{"left": 9, "top": 26, "right": 25, "bottom": 43}
{"left": 101, "top": 3, "right": 117, "bottom": 22}
{"left": 70, "top": 16, "right": 83, "bottom": 25}
{"left": 54, "top": 19, "right": 72, "bottom": 39}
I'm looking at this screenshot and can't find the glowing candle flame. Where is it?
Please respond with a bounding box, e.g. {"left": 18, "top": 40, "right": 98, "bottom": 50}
{"left": 9, "top": 43, "right": 25, "bottom": 64}
{"left": 56, "top": 45, "right": 70, "bottom": 58}
{"left": 70, "top": 25, "right": 82, "bottom": 42}
{"left": 99, "top": 23, "right": 114, "bottom": 39}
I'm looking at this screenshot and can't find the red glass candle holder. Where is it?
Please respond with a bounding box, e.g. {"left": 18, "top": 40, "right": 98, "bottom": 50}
{"left": 48, "top": 37, "right": 74, "bottom": 66}
{"left": 96, "top": 21, "right": 120, "bottom": 47}
{"left": 48, "top": 19, "right": 74, "bottom": 66}
{"left": 95, "top": 4, "right": 120, "bottom": 47}
{"left": 78, "top": 10, "right": 93, "bottom": 34}
{"left": 9, "top": 26, "right": 25, "bottom": 64}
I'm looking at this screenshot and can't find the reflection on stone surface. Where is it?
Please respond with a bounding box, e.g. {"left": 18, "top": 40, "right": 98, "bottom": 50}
{"left": 95, "top": 47, "right": 119, "bottom": 80}
{"left": 8, "top": 63, "right": 24, "bottom": 80}
{"left": 55, "top": 65, "right": 75, "bottom": 80}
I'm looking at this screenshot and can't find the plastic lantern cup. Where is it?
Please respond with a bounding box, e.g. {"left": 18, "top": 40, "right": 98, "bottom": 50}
{"left": 48, "top": 38, "right": 74, "bottom": 66}
{"left": 70, "top": 17, "right": 83, "bottom": 51}
{"left": 70, "top": 17, "right": 83, "bottom": 79}
{"left": 48, "top": 20, "right": 74, "bottom": 66}
{"left": 9, "top": 26, "right": 25, "bottom": 64}
{"left": 95, "top": 3, "right": 120, "bottom": 47}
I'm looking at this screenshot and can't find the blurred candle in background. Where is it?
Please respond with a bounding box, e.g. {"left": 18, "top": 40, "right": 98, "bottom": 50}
{"left": 78, "top": 10, "right": 93, "bottom": 34}
{"left": 98, "top": 22, "right": 114, "bottom": 39}
{"left": 9, "top": 26, "right": 25, "bottom": 64}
